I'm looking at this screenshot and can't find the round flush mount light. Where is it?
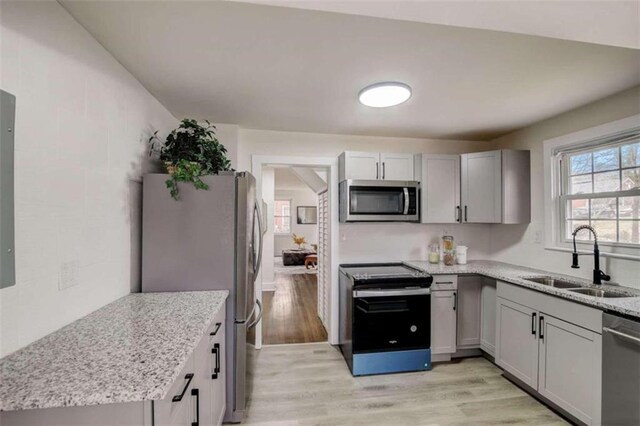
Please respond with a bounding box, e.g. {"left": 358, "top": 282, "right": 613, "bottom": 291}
{"left": 358, "top": 82, "right": 412, "bottom": 108}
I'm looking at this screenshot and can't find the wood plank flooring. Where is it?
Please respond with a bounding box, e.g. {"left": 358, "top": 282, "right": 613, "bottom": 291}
{"left": 244, "top": 343, "right": 568, "bottom": 425}
{"left": 262, "top": 273, "right": 328, "bottom": 345}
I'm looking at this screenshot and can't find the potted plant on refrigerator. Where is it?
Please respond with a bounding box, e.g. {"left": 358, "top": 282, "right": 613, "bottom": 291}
{"left": 149, "top": 119, "right": 233, "bottom": 200}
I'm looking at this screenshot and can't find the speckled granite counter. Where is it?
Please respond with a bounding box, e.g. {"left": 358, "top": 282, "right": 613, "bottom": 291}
{"left": 0, "top": 290, "right": 228, "bottom": 412}
{"left": 405, "top": 260, "right": 640, "bottom": 319}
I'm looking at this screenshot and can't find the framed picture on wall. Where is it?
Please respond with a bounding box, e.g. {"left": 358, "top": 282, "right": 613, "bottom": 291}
{"left": 297, "top": 206, "right": 317, "bottom": 224}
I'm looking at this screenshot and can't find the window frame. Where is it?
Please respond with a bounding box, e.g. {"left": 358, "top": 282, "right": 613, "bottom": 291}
{"left": 559, "top": 141, "right": 640, "bottom": 248}
{"left": 543, "top": 114, "right": 640, "bottom": 261}
{"left": 273, "top": 198, "right": 292, "bottom": 235}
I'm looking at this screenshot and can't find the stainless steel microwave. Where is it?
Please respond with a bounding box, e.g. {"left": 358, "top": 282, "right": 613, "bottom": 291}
{"left": 339, "top": 180, "right": 420, "bottom": 222}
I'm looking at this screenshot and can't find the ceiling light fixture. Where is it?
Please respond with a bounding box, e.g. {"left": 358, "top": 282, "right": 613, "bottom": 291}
{"left": 358, "top": 82, "right": 412, "bottom": 108}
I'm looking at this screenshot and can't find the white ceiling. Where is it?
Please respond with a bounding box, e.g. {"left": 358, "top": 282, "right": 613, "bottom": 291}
{"left": 61, "top": 1, "right": 640, "bottom": 140}
{"left": 235, "top": 1, "right": 640, "bottom": 49}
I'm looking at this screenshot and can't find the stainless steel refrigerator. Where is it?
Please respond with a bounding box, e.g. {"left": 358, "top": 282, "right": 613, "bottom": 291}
{"left": 141, "top": 171, "right": 263, "bottom": 423}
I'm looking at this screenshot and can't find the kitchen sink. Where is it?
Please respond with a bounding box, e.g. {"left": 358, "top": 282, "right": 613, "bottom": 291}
{"left": 568, "top": 288, "right": 634, "bottom": 298}
{"left": 524, "top": 276, "right": 583, "bottom": 289}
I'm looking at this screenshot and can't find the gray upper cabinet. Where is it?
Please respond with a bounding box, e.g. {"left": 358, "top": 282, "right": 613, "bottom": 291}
{"left": 339, "top": 151, "right": 380, "bottom": 180}
{"left": 339, "top": 151, "right": 415, "bottom": 181}
{"left": 460, "top": 150, "right": 530, "bottom": 224}
{"left": 419, "top": 154, "right": 461, "bottom": 223}
{"left": 461, "top": 150, "right": 502, "bottom": 223}
{"left": 379, "top": 152, "right": 415, "bottom": 180}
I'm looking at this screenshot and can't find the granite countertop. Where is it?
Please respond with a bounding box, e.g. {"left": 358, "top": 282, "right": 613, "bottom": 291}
{"left": 0, "top": 290, "right": 228, "bottom": 412}
{"left": 405, "top": 260, "right": 640, "bottom": 319}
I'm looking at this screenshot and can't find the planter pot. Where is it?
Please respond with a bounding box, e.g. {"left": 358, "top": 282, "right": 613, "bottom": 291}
{"left": 164, "top": 161, "right": 200, "bottom": 175}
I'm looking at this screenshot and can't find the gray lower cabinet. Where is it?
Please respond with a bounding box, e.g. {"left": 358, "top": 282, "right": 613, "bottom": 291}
{"left": 496, "top": 297, "right": 539, "bottom": 389}
{"left": 496, "top": 281, "right": 602, "bottom": 425}
{"left": 456, "top": 275, "right": 482, "bottom": 349}
{"left": 431, "top": 290, "right": 457, "bottom": 355}
{"left": 538, "top": 315, "right": 602, "bottom": 425}
{"left": 479, "top": 278, "right": 496, "bottom": 356}
{"left": 2, "top": 307, "right": 227, "bottom": 426}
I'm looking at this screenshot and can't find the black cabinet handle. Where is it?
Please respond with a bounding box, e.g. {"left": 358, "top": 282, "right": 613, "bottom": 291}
{"left": 210, "top": 322, "right": 222, "bottom": 336}
{"left": 531, "top": 312, "right": 537, "bottom": 335}
{"left": 191, "top": 388, "right": 199, "bottom": 426}
{"left": 453, "top": 292, "right": 457, "bottom": 311}
{"left": 464, "top": 205, "right": 468, "bottom": 222}
{"left": 456, "top": 206, "right": 461, "bottom": 223}
{"left": 539, "top": 315, "right": 545, "bottom": 340}
{"left": 172, "top": 373, "right": 194, "bottom": 402}
{"left": 211, "top": 343, "right": 221, "bottom": 379}
{"left": 382, "top": 162, "right": 386, "bottom": 179}
{"left": 376, "top": 162, "right": 379, "bottom": 179}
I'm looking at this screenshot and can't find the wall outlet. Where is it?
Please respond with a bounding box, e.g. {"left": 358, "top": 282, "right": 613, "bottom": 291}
{"left": 59, "top": 261, "right": 80, "bottom": 290}
{"left": 534, "top": 230, "right": 543, "bottom": 244}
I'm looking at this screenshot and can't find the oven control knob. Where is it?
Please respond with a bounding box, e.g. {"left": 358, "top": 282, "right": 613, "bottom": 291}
{"left": 410, "top": 325, "right": 417, "bottom": 332}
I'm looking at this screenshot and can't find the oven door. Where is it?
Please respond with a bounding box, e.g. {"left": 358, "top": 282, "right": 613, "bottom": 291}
{"left": 352, "top": 288, "right": 430, "bottom": 353}
{"left": 340, "top": 180, "right": 419, "bottom": 222}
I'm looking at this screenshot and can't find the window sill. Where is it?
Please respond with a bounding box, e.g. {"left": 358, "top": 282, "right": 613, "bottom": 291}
{"left": 545, "top": 245, "right": 640, "bottom": 262}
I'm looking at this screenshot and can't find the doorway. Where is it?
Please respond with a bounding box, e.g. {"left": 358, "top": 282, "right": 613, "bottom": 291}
{"left": 252, "top": 155, "right": 338, "bottom": 349}
{"left": 262, "top": 166, "right": 328, "bottom": 344}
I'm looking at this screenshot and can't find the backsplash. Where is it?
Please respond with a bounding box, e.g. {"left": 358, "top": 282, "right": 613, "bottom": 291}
{"left": 338, "top": 222, "right": 492, "bottom": 265}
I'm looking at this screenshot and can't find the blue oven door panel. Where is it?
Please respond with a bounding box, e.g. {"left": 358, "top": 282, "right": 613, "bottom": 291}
{"left": 352, "top": 349, "right": 431, "bottom": 376}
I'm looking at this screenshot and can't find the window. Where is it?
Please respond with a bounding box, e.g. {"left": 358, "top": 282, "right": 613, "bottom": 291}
{"left": 274, "top": 199, "right": 291, "bottom": 234}
{"left": 559, "top": 136, "right": 640, "bottom": 246}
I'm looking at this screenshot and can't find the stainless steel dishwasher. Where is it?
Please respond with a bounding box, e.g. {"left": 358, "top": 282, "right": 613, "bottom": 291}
{"left": 602, "top": 313, "right": 640, "bottom": 426}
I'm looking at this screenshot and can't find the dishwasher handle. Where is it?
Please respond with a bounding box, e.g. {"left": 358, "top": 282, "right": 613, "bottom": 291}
{"left": 603, "top": 327, "right": 640, "bottom": 345}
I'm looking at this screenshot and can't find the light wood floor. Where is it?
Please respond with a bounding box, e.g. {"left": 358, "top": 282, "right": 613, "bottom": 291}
{"left": 244, "top": 343, "right": 568, "bottom": 425}
{"left": 261, "top": 273, "right": 328, "bottom": 345}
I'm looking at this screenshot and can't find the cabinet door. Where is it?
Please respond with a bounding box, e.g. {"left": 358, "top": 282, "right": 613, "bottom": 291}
{"left": 495, "top": 297, "right": 539, "bottom": 389}
{"left": 538, "top": 314, "right": 602, "bottom": 425}
{"left": 154, "top": 355, "right": 196, "bottom": 426}
{"left": 461, "top": 150, "right": 502, "bottom": 223}
{"left": 209, "top": 311, "right": 227, "bottom": 426}
{"left": 431, "top": 291, "right": 457, "bottom": 354}
{"left": 343, "top": 151, "right": 380, "bottom": 180}
{"left": 421, "top": 155, "right": 461, "bottom": 223}
{"left": 380, "top": 153, "right": 414, "bottom": 180}
{"left": 193, "top": 308, "right": 226, "bottom": 426}
{"left": 456, "top": 275, "right": 482, "bottom": 348}
{"left": 480, "top": 278, "right": 497, "bottom": 356}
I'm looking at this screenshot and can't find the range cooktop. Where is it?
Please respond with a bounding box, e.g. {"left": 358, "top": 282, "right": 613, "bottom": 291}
{"left": 339, "top": 263, "right": 431, "bottom": 283}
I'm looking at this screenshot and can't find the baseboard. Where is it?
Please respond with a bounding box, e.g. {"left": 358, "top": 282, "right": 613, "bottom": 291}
{"left": 262, "top": 281, "right": 276, "bottom": 292}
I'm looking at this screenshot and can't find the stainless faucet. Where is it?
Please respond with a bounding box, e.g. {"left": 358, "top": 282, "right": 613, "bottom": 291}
{"left": 571, "top": 225, "right": 611, "bottom": 285}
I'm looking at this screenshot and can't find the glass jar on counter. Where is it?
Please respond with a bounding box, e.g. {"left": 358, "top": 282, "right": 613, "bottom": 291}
{"left": 428, "top": 244, "right": 440, "bottom": 264}
{"left": 442, "top": 235, "right": 455, "bottom": 266}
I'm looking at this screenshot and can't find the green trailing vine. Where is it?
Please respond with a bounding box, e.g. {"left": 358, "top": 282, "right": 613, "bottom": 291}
{"left": 149, "top": 119, "right": 233, "bottom": 200}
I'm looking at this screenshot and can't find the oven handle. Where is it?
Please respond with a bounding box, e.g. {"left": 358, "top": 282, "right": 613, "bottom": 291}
{"left": 403, "top": 187, "right": 410, "bottom": 215}
{"left": 353, "top": 288, "right": 430, "bottom": 298}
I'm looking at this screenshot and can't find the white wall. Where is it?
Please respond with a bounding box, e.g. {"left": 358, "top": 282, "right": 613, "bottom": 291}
{"left": 490, "top": 85, "right": 640, "bottom": 289}
{"left": 274, "top": 188, "right": 318, "bottom": 254}
{"left": 0, "top": 1, "right": 176, "bottom": 357}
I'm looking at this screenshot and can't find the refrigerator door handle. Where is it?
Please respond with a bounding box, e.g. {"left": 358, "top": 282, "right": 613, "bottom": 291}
{"left": 253, "top": 202, "right": 264, "bottom": 280}
{"left": 248, "top": 299, "right": 263, "bottom": 329}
